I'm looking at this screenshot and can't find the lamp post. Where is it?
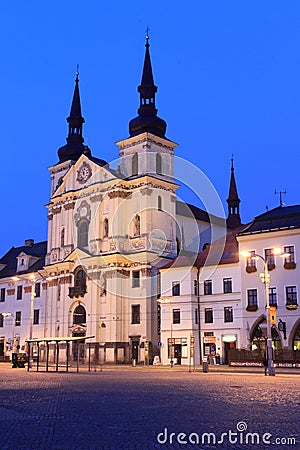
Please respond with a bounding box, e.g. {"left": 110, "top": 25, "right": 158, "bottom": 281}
{"left": 157, "top": 298, "right": 173, "bottom": 368}
{"left": 241, "top": 249, "right": 285, "bottom": 376}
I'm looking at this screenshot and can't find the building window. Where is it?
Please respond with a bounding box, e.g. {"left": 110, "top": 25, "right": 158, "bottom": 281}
{"left": 224, "top": 307, "right": 233, "bottom": 323}
{"left": 103, "top": 218, "right": 109, "bottom": 239}
{"left": 33, "top": 309, "right": 39, "bottom": 325}
{"left": 265, "top": 248, "right": 275, "bottom": 270}
{"left": 204, "top": 280, "right": 212, "bottom": 295}
{"left": 195, "top": 308, "right": 198, "bottom": 324}
{"left": 194, "top": 280, "right": 199, "bottom": 296}
{"left": 157, "top": 304, "right": 161, "bottom": 334}
{"left": 0, "top": 314, "right": 3, "bottom": 327}
{"left": 131, "top": 305, "right": 140, "bottom": 324}
{"left": 73, "top": 305, "right": 86, "bottom": 325}
{"left": 223, "top": 278, "right": 232, "bottom": 294}
{"left": 157, "top": 271, "right": 161, "bottom": 299}
{"left": 205, "top": 308, "right": 213, "bottom": 323}
{"left": 61, "top": 228, "right": 65, "bottom": 247}
{"left": 35, "top": 283, "right": 41, "bottom": 298}
{"left": 247, "top": 289, "right": 258, "bottom": 311}
{"left": 156, "top": 153, "right": 162, "bottom": 175}
{"left": 158, "top": 195, "right": 162, "bottom": 211}
{"left": 21, "top": 258, "right": 24, "bottom": 266}
{"left": 132, "top": 153, "right": 138, "bottom": 176}
{"left": 132, "top": 271, "right": 140, "bottom": 288}
{"left": 284, "top": 245, "right": 296, "bottom": 269}
{"left": 17, "top": 286, "right": 23, "bottom": 300}
{"left": 246, "top": 251, "right": 257, "bottom": 273}
{"left": 269, "top": 287, "right": 277, "bottom": 307}
{"left": 173, "top": 309, "right": 181, "bottom": 324}
{"left": 286, "top": 286, "right": 298, "bottom": 309}
{"left": 0, "top": 288, "right": 5, "bottom": 302}
{"left": 75, "top": 268, "right": 86, "bottom": 288}
{"left": 15, "top": 311, "right": 21, "bottom": 326}
{"left": 77, "top": 219, "right": 89, "bottom": 248}
{"left": 172, "top": 281, "right": 180, "bottom": 296}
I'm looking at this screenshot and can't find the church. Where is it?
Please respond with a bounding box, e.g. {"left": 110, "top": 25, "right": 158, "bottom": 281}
{"left": 1, "top": 36, "right": 299, "bottom": 367}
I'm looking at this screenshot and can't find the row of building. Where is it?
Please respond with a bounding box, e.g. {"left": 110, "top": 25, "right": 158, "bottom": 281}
{"left": 0, "top": 36, "right": 299, "bottom": 366}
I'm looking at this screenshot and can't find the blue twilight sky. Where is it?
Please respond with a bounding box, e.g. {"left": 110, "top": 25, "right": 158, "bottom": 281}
{"left": 1, "top": 1, "right": 300, "bottom": 257}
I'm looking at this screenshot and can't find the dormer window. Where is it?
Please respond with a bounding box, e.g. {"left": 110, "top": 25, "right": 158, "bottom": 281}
{"left": 16, "top": 253, "right": 30, "bottom": 272}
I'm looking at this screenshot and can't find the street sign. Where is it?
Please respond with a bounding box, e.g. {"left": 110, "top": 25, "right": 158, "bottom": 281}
{"left": 157, "top": 341, "right": 163, "bottom": 348}
{"left": 270, "top": 306, "right": 276, "bottom": 325}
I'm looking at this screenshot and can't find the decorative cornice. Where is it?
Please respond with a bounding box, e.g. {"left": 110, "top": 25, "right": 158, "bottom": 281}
{"left": 90, "top": 194, "right": 103, "bottom": 203}
{"left": 64, "top": 203, "right": 75, "bottom": 210}
{"left": 108, "top": 191, "right": 131, "bottom": 199}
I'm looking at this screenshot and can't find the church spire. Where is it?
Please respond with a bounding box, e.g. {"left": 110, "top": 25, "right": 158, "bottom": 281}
{"left": 129, "top": 35, "right": 167, "bottom": 138}
{"left": 58, "top": 70, "right": 91, "bottom": 163}
{"left": 226, "top": 157, "right": 241, "bottom": 229}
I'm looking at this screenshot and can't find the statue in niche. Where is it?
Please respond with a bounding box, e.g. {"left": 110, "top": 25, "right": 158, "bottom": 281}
{"left": 134, "top": 214, "right": 140, "bottom": 237}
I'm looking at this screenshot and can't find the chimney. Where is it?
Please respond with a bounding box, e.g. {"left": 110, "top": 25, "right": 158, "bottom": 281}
{"left": 24, "top": 239, "right": 34, "bottom": 247}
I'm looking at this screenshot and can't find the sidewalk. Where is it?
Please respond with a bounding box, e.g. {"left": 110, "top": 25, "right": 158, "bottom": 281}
{"left": 1, "top": 361, "right": 299, "bottom": 375}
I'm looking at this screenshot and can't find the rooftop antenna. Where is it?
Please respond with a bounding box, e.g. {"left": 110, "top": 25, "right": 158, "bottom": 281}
{"left": 274, "top": 189, "right": 286, "bottom": 207}
{"left": 145, "top": 26, "right": 150, "bottom": 39}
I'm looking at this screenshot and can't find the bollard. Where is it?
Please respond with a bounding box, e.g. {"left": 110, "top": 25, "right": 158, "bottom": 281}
{"left": 202, "top": 358, "right": 208, "bottom": 373}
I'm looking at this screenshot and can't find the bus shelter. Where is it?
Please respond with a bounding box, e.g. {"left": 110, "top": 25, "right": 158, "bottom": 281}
{"left": 26, "top": 336, "right": 95, "bottom": 372}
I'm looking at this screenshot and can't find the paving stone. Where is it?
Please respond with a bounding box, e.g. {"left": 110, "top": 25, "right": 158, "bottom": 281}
{"left": 0, "top": 365, "right": 298, "bottom": 449}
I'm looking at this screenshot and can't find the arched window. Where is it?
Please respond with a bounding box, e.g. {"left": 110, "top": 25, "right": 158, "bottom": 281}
{"left": 133, "top": 214, "right": 140, "bottom": 237}
{"left": 75, "top": 268, "right": 86, "bottom": 289}
{"left": 61, "top": 228, "right": 65, "bottom": 247}
{"left": 251, "top": 319, "right": 282, "bottom": 352}
{"left": 158, "top": 196, "right": 162, "bottom": 211}
{"left": 103, "top": 218, "right": 109, "bottom": 238}
{"left": 73, "top": 305, "right": 86, "bottom": 325}
{"left": 132, "top": 153, "right": 138, "bottom": 176}
{"left": 77, "top": 219, "right": 89, "bottom": 248}
{"left": 293, "top": 322, "right": 300, "bottom": 350}
{"left": 156, "top": 153, "right": 162, "bottom": 175}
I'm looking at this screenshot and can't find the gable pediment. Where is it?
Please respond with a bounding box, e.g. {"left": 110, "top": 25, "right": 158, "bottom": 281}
{"left": 53, "top": 154, "right": 117, "bottom": 197}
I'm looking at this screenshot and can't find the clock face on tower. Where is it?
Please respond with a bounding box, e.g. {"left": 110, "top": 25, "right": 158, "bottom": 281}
{"left": 77, "top": 162, "right": 92, "bottom": 184}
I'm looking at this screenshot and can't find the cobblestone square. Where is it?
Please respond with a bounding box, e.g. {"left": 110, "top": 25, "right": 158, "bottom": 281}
{"left": 0, "top": 365, "right": 299, "bottom": 449}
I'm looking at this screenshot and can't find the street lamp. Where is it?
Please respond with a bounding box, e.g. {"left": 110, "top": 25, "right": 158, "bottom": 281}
{"left": 157, "top": 298, "right": 174, "bottom": 368}
{"left": 241, "top": 248, "right": 286, "bottom": 377}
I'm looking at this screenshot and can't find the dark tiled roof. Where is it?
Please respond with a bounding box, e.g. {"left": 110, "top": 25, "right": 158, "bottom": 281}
{"left": 196, "top": 226, "right": 243, "bottom": 267}
{"left": 238, "top": 205, "right": 300, "bottom": 235}
{"left": 176, "top": 201, "right": 210, "bottom": 222}
{"left": 0, "top": 241, "right": 47, "bottom": 279}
